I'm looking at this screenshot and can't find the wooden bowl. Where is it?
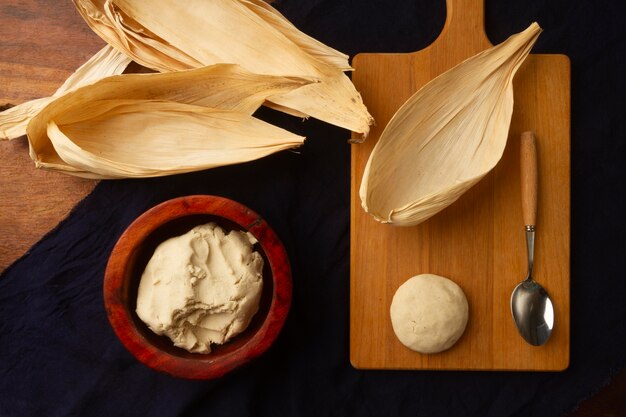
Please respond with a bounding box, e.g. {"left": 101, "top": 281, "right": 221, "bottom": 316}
{"left": 104, "top": 195, "right": 292, "bottom": 379}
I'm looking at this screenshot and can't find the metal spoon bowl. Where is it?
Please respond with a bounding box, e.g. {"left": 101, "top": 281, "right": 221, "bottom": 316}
{"left": 511, "top": 274, "right": 554, "bottom": 346}
{"left": 510, "top": 131, "right": 554, "bottom": 346}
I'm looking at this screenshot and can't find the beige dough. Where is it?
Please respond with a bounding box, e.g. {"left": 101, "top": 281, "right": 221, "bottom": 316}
{"left": 390, "top": 274, "right": 468, "bottom": 354}
{"left": 136, "top": 223, "right": 263, "bottom": 353}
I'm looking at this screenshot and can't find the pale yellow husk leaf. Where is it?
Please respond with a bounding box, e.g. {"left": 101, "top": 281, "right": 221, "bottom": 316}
{"left": 46, "top": 100, "right": 305, "bottom": 179}
{"left": 239, "top": 0, "right": 351, "bottom": 71}
{"left": 0, "top": 45, "right": 131, "bottom": 140}
{"left": 72, "top": 0, "right": 373, "bottom": 137}
{"left": 360, "top": 23, "right": 542, "bottom": 226}
{"left": 28, "top": 64, "right": 312, "bottom": 178}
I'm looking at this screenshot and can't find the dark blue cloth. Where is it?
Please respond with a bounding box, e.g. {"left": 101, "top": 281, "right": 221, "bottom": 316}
{"left": 2, "top": 0, "right": 625, "bottom": 416}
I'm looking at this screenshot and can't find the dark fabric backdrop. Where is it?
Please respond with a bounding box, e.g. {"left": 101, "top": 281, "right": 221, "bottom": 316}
{"left": 1, "top": 0, "right": 625, "bottom": 416}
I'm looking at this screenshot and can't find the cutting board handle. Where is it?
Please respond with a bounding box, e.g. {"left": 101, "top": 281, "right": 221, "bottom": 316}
{"left": 438, "top": 0, "right": 491, "bottom": 50}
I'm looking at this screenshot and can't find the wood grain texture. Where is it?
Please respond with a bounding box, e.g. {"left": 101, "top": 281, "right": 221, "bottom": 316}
{"left": 520, "top": 131, "right": 538, "bottom": 226}
{"left": 350, "top": 0, "right": 570, "bottom": 370}
{"left": 0, "top": 1, "right": 104, "bottom": 272}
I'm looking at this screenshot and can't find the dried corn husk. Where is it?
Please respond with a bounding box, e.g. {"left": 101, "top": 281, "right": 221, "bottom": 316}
{"left": 360, "top": 23, "right": 542, "bottom": 226}
{"left": 28, "top": 64, "right": 312, "bottom": 178}
{"left": 0, "top": 45, "right": 131, "bottom": 140}
{"left": 239, "top": 0, "right": 351, "bottom": 71}
{"left": 72, "top": 0, "right": 373, "bottom": 137}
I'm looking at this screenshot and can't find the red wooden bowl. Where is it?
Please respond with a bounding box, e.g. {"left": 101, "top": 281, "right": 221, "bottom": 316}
{"left": 104, "top": 195, "right": 292, "bottom": 379}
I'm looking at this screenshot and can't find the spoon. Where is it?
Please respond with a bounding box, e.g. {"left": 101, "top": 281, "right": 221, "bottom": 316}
{"left": 510, "top": 131, "right": 554, "bottom": 346}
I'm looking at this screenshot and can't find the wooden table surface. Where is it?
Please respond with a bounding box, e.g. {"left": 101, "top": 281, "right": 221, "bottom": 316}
{"left": 0, "top": 1, "right": 623, "bottom": 414}
{"left": 0, "top": 1, "right": 102, "bottom": 271}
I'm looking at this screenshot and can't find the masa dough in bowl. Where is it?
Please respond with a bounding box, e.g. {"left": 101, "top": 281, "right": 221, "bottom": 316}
{"left": 390, "top": 274, "right": 468, "bottom": 354}
{"left": 136, "top": 222, "right": 263, "bottom": 354}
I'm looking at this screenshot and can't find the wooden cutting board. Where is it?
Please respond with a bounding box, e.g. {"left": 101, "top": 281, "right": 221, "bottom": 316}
{"left": 350, "top": 0, "right": 570, "bottom": 370}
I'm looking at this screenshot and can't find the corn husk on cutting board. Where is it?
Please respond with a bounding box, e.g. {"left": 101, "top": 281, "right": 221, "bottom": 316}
{"left": 360, "top": 24, "right": 541, "bottom": 226}
{"left": 351, "top": 0, "right": 570, "bottom": 370}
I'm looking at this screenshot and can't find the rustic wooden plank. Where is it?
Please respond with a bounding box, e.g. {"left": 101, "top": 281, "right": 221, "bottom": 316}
{"left": 0, "top": 1, "right": 105, "bottom": 271}
{"left": 350, "top": 0, "right": 570, "bottom": 370}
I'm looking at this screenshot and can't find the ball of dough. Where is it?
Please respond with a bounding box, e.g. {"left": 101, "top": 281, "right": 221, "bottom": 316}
{"left": 390, "top": 274, "right": 468, "bottom": 354}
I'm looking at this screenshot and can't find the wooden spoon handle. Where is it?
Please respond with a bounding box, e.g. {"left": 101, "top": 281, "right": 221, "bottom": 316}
{"left": 520, "top": 131, "right": 538, "bottom": 227}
